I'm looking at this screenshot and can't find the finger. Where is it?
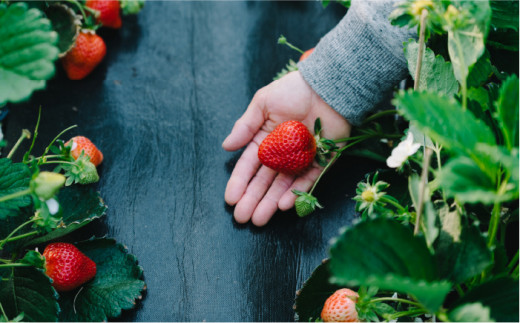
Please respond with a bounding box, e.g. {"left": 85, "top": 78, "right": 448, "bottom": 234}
{"left": 224, "top": 131, "right": 269, "bottom": 205}
{"left": 251, "top": 173, "right": 295, "bottom": 227}
{"left": 233, "top": 166, "right": 278, "bottom": 224}
{"left": 222, "top": 91, "right": 266, "bottom": 151}
{"left": 278, "top": 166, "right": 323, "bottom": 211}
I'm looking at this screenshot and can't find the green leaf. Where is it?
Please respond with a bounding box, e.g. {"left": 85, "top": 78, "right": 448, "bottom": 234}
{"left": 403, "top": 40, "right": 458, "bottom": 97}
{"left": 58, "top": 238, "right": 145, "bottom": 321}
{"left": 0, "top": 158, "right": 32, "bottom": 220}
{"left": 467, "top": 51, "right": 493, "bottom": 88}
{"left": 44, "top": 3, "right": 80, "bottom": 57}
{"left": 0, "top": 267, "right": 59, "bottom": 322}
{"left": 438, "top": 156, "right": 505, "bottom": 204}
{"left": 294, "top": 260, "right": 342, "bottom": 322}
{"left": 0, "top": 3, "right": 59, "bottom": 105}
{"left": 329, "top": 218, "right": 451, "bottom": 312}
{"left": 451, "top": 277, "right": 519, "bottom": 322}
{"left": 393, "top": 90, "right": 496, "bottom": 160}
{"left": 434, "top": 225, "right": 492, "bottom": 284}
{"left": 495, "top": 75, "right": 519, "bottom": 150}
{"left": 448, "top": 1, "right": 491, "bottom": 86}
{"left": 467, "top": 87, "right": 490, "bottom": 111}
{"left": 20, "top": 250, "right": 45, "bottom": 268}
{"left": 26, "top": 185, "right": 107, "bottom": 246}
{"left": 475, "top": 144, "right": 519, "bottom": 189}
{"left": 490, "top": 0, "right": 519, "bottom": 31}
{"left": 449, "top": 302, "right": 494, "bottom": 322}
{"left": 274, "top": 59, "right": 298, "bottom": 81}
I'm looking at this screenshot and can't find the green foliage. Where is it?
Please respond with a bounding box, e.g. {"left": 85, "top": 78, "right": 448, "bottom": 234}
{"left": 434, "top": 225, "right": 492, "bottom": 284}
{"left": 450, "top": 277, "right": 519, "bottom": 322}
{"left": 20, "top": 250, "right": 45, "bottom": 268}
{"left": 27, "top": 185, "right": 107, "bottom": 246}
{"left": 44, "top": 3, "right": 80, "bottom": 57}
{"left": 467, "top": 51, "right": 493, "bottom": 88}
{"left": 394, "top": 90, "right": 495, "bottom": 160}
{"left": 329, "top": 218, "right": 451, "bottom": 311}
{"left": 58, "top": 238, "right": 146, "bottom": 321}
{"left": 0, "top": 158, "right": 32, "bottom": 219}
{"left": 274, "top": 59, "right": 298, "bottom": 81}
{"left": 293, "top": 260, "right": 342, "bottom": 322}
{"left": 446, "top": 1, "right": 491, "bottom": 86}
{"left": 490, "top": 0, "right": 519, "bottom": 31}
{"left": 404, "top": 39, "right": 458, "bottom": 97}
{"left": 0, "top": 3, "right": 59, "bottom": 105}
{"left": 495, "top": 75, "right": 519, "bottom": 150}
{"left": 0, "top": 267, "right": 59, "bottom": 322}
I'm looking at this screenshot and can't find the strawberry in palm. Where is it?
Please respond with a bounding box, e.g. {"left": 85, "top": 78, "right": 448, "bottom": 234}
{"left": 61, "top": 30, "right": 106, "bottom": 80}
{"left": 86, "top": 0, "right": 122, "bottom": 29}
{"left": 258, "top": 120, "right": 316, "bottom": 175}
{"left": 43, "top": 243, "right": 97, "bottom": 292}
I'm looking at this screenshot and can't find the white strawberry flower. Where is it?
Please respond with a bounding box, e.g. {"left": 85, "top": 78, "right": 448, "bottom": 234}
{"left": 386, "top": 132, "right": 421, "bottom": 168}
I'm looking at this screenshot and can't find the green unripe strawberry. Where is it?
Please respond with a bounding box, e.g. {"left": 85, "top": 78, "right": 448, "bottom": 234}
{"left": 293, "top": 190, "right": 322, "bottom": 217}
{"left": 31, "top": 172, "right": 66, "bottom": 200}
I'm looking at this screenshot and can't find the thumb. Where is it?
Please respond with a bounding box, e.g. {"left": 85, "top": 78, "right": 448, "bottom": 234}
{"left": 222, "top": 92, "right": 266, "bottom": 151}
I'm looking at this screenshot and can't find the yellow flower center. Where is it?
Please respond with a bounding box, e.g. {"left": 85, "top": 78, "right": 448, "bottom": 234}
{"left": 361, "top": 190, "right": 376, "bottom": 203}
{"left": 411, "top": 0, "right": 434, "bottom": 16}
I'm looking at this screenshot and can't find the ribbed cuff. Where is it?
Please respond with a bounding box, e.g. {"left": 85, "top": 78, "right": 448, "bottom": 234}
{"left": 298, "top": 1, "right": 416, "bottom": 126}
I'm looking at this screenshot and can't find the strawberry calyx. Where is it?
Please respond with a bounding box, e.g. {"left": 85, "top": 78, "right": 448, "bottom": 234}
{"left": 314, "top": 118, "right": 338, "bottom": 167}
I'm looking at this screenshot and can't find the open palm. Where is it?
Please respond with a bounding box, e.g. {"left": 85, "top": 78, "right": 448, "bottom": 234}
{"left": 222, "top": 71, "right": 351, "bottom": 226}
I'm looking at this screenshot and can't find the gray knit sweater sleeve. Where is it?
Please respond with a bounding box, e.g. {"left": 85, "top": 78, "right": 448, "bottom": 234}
{"left": 298, "top": 0, "right": 416, "bottom": 126}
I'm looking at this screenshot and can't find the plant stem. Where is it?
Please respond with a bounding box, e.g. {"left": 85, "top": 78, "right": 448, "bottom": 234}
{"left": 380, "top": 196, "right": 407, "bottom": 213}
{"left": 333, "top": 133, "right": 402, "bottom": 144}
{"left": 362, "top": 109, "right": 398, "bottom": 124}
{"left": 278, "top": 35, "right": 304, "bottom": 54}
{"left": 0, "top": 303, "right": 7, "bottom": 322}
{"left": 487, "top": 175, "right": 507, "bottom": 247}
{"left": 414, "top": 147, "right": 433, "bottom": 235}
{"left": 40, "top": 160, "right": 77, "bottom": 167}
{"left": 0, "top": 231, "right": 39, "bottom": 245}
{"left": 368, "top": 297, "right": 422, "bottom": 308}
{"left": 309, "top": 139, "right": 364, "bottom": 195}
{"left": 0, "top": 263, "right": 31, "bottom": 268}
{"left": 38, "top": 125, "right": 77, "bottom": 165}
{"left": 7, "top": 129, "right": 31, "bottom": 159}
{"left": 0, "top": 258, "right": 11, "bottom": 264}
{"left": 389, "top": 308, "right": 428, "bottom": 320}
{"left": 0, "top": 218, "right": 38, "bottom": 250}
{"left": 23, "top": 107, "right": 41, "bottom": 163}
{"left": 0, "top": 188, "right": 32, "bottom": 204}
{"left": 507, "top": 250, "right": 519, "bottom": 273}
{"left": 455, "top": 284, "right": 465, "bottom": 297}
{"left": 65, "top": 0, "right": 90, "bottom": 22}
{"left": 414, "top": 9, "right": 429, "bottom": 91}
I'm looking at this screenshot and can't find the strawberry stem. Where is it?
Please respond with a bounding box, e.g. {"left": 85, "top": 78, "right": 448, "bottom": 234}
{"left": 0, "top": 263, "right": 32, "bottom": 268}
{"left": 0, "top": 231, "right": 39, "bottom": 246}
{"left": 38, "top": 124, "right": 77, "bottom": 165}
{"left": 0, "top": 188, "right": 32, "bottom": 204}
{"left": 277, "top": 35, "right": 305, "bottom": 54}
{"left": 379, "top": 196, "right": 407, "bottom": 213}
{"left": 23, "top": 107, "right": 41, "bottom": 163}
{"left": 0, "top": 218, "right": 38, "bottom": 250}
{"left": 309, "top": 139, "right": 364, "bottom": 195}
{"left": 362, "top": 109, "right": 398, "bottom": 124}
{"left": 368, "top": 297, "right": 422, "bottom": 308}
{"left": 7, "top": 129, "right": 31, "bottom": 160}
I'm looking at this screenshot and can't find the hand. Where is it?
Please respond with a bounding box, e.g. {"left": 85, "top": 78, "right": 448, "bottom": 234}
{"left": 222, "top": 71, "right": 351, "bottom": 226}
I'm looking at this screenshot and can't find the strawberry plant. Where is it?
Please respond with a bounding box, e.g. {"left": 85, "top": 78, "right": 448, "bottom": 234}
{"left": 0, "top": 116, "right": 145, "bottom": 321}
{"left": 291, "top": 0, "right": 518, "bottom": 321}
{"left": 0, "top": 0, "right": 145, "bottom": 106}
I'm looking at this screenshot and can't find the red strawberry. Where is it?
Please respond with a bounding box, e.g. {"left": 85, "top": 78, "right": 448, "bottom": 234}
{"left": 258, "top": 120, "right": 316, "bottom": 175}
{"left": 43, "top": 243, "right": 97, "bottom": 292}
{"left": 61, "top": 30, "right": 106, "bottom": 80}
{"left": 86, "top": 0, "right": 122, "bottom": 29}
{"left": 321, "top": 288, "right": 359, "bottom": 322}
{"left": 66, "top": 136, "right": 104, "bottom": 167}
{"left": 299, "top": 48, "right": 315, "bottom": 61}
